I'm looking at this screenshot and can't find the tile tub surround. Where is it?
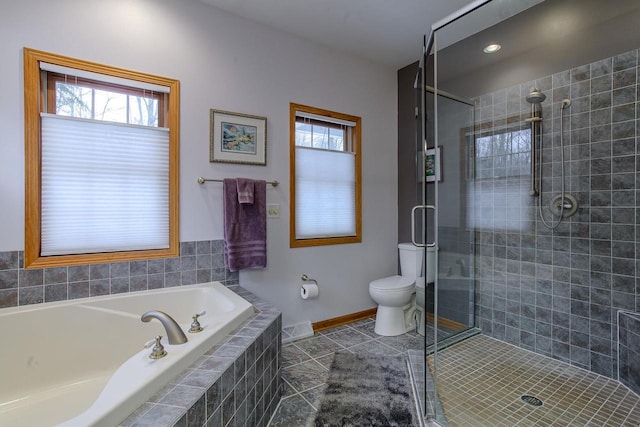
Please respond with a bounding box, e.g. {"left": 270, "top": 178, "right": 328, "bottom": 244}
{"left": 119, "top": 285, "right": 282, "bottom": 427}
{"left": 0, "top": 239, "right": 280, "bottom": 426}
{"left": 0, "top": 240, "right": 238, "bottom": 309}
{"left": 472, "top": 48, "right": 639, "bottom": 379}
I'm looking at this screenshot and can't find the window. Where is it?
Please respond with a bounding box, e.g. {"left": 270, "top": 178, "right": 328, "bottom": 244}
{"left": 24, "top": 48, "right": 180, "bottom": 268}
{"left": 472, "top": 126, "right": 532, "bottom": 232}
{"left": 475, "top": 128, "right": 531, "bottom": 179}
{"left": 289, "top": 103, "right": 361, "bottom": 247}
{"left": 47, "top": 72, "right": 163, "bottom": 127}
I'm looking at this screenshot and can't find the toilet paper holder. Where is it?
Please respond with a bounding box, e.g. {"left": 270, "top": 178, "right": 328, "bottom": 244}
{"left": 300, "top": 274, "right": 319, "bottom": 300}
{"left": 301, "top": 274, "right": 317, "bottom": 286}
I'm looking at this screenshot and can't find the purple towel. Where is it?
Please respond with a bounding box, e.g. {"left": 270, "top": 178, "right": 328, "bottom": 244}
{"left": 236, "top": 177, "right": 255, "bottom": 204}
{"left": 223, "top": 178, "right": 267, "bottom": 272}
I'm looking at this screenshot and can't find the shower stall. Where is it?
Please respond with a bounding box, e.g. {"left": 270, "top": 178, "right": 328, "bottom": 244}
{"left": 401, "top": 0, "right": 640, "bottom": 424}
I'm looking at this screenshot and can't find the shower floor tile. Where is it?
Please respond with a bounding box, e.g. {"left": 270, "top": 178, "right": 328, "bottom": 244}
{"left": 433, "top": 334, "right": 640, "bottom": 426}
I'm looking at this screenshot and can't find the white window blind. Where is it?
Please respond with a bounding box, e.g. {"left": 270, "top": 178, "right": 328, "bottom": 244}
{"left": 295, "top": 146, "right": 356, "bottom": 239}
{"left": 295, "top": 110, "right": 356, "bottom": 127}
{"left": 40, "top": 62, "right": 171, "bottom": 93}
{"left": 40, "top": 114, "right": 169, "bottom": 255}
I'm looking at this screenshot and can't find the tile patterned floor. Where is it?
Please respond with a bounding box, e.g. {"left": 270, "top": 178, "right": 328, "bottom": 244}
{"left": 433, "top": 335, "right": 640, "bottom": 427}
{"left": 268, "top": 318, "right": 423, "bottom": 426}
{"left": 270, "top": 327, "right": 640, "bottom": 427}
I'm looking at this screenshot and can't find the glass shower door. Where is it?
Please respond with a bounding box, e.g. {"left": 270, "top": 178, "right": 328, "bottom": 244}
{"left": 430, "top": 91, "right": 475, "bottom": 344}
{"left": 417, "top": 29, "right": 476, "bottom": 426}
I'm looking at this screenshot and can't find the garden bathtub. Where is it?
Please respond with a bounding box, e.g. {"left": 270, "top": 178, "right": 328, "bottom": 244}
{"left": 0, "top": 282, "right": 254, "bottom": 427}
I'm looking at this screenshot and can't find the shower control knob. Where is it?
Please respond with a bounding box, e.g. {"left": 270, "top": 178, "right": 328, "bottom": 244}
{"left": 549, "top": 194, "right": 579, "bottom": 218}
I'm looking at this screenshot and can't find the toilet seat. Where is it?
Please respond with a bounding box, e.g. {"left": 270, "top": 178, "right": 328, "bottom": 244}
{"left": 369, "top": 275, "right": 415, "bottom": 292}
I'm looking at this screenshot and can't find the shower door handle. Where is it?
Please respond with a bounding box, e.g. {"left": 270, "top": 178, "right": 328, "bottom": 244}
{"left": 411, "top": 205, "right": 436, "bottom": 248}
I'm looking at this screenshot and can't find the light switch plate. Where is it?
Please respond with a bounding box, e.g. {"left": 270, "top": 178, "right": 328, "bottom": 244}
{"left": 267, "top": 204, "right": 280, "bottom": 218}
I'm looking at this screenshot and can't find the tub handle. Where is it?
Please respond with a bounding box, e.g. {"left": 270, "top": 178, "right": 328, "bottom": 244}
{"left": 144, "top": 336, "right": 167, "bottom": 359}
{"left": 189, "top": 311, "right": 206, "bottom": 333}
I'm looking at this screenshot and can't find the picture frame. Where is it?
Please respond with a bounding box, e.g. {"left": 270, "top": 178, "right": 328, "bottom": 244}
{"left": 210, "top": 109, "right": 267, "bottom": 165}
{"left": 419, "top": 146, "right": 443, "bottom": 182}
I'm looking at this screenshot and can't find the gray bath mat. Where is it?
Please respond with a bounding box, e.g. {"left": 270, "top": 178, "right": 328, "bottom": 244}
{"left": 314, "top": 352, "right": 415, "bottom": 427}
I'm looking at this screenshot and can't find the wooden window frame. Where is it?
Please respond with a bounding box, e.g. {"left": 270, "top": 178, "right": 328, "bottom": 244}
{"left": 289, "top": 103, "right": 362, "bottom": 248}
{"left": 23, "top": 47, "right": 180, "bottom": 269}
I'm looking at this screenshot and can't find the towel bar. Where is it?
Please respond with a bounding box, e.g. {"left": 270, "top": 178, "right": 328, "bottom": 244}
{"left": 197, "top": 177, "right": 279, "bottom": 187}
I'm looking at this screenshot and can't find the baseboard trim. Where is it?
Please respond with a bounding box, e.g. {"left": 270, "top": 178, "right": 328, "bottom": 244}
{"left": 312, "top": 307, "right": 377, "bottom": 332}
{"left": 311, "top": 308, "right": 465, "bottom": 334}
{"left": 426, "top": 313, "right": 466, "bottom": 332}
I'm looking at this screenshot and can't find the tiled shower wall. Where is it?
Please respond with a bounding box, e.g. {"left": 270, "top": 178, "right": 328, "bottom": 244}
{"left": 0, "top": 240, "right": 238, "bottom": 309}
{"left": 473, "top": 48, "right": 639, "bottom": 379}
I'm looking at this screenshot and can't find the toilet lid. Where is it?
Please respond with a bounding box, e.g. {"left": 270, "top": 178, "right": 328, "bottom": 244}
{"left": 369, "top": 275, "right": 415, "bottom": 292}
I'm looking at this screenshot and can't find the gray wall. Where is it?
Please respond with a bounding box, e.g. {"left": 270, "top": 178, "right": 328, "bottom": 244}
{"left": 473, "top": 48, "right": 639, "bottom": 378}
{"left": 397, "top": 63, "right": 420, "bottom": 248}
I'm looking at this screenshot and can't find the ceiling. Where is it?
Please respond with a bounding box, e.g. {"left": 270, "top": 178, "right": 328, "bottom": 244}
{"left": 197, "top": 0, "right": 640, "bottom": 82}
{"left": 437, "top": 0, "right": 640, "bottom": 97}
{"left": 198, "top": 0, "right": 473, "bottom": 69}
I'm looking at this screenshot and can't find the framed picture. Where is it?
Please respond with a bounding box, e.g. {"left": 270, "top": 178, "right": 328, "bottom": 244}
{"left": 210, "top": 109, "right": 267, "bottom": 165}
{"left": 419, "top": 146, "right": 443, "bottom": 182}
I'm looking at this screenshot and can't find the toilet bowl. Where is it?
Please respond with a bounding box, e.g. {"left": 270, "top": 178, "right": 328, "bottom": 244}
{"left": 369, "top": 276, "right": 417, "bottom": 336}
{"left": 369, "top": 243, "right": 423, "bottom": 336}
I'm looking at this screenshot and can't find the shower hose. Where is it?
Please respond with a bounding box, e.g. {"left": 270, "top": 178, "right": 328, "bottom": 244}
{"left": 537, "top": 101, "right": 570, "bottom": 229}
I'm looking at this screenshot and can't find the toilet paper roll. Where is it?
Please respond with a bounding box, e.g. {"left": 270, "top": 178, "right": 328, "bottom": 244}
{"left": 300, "top": 283, "right": 319, "bottom": 300}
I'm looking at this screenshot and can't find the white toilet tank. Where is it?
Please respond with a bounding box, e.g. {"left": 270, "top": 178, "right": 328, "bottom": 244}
{"left": 398, "top": 243, "right": 436, "bottom": 283}
{"left": 398, "top": 243, "right": 424, "bottom": 280}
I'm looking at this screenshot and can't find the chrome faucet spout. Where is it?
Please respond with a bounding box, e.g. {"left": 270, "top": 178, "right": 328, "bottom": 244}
{"left": 456, "top": 258, "right": 469, "bottom": 278}
{"left": 141, "top": 310, "right": 188, "bottom": 345}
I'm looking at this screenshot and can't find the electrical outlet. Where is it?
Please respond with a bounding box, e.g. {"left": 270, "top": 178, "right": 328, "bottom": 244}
{"left": 267, "top": 204, "right": 280, "bottom": 218}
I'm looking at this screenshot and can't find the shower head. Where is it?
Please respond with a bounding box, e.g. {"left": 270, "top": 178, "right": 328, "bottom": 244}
{"left": 526, "top": 88, "right": 547, "bottom": 104}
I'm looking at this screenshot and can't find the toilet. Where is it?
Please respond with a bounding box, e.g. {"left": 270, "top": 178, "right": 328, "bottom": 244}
{"left": 369, "top": 243, "right": 424, "bottom": 336}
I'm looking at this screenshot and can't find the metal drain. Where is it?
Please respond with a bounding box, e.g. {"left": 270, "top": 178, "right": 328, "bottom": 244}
{"left": 521, "top": 395, "right": 543, "bottom": 407}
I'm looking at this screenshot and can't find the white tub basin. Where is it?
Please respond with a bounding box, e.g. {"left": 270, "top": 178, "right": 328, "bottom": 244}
{"left": 0, "top": 282, "right": 253, "bottom": 427}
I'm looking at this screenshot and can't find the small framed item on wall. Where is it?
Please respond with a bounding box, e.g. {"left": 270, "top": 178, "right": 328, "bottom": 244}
{"left": 418, "top": 146, "right": 443, "bottom": 182}
{"left": 210, "top": 109, "right": 267, "bottom": 165}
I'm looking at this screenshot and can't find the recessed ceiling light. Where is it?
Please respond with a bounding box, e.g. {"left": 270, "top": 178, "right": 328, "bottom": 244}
{"left": 483, "top": 44, "right": 501, "bottom": 54}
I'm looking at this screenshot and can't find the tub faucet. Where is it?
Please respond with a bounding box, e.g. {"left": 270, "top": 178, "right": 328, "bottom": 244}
{"left": 141, "top": 310, "right": 188, "bottom": 345}
{"left": 456, "top": 258, "right": 469, "bottom": 277}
